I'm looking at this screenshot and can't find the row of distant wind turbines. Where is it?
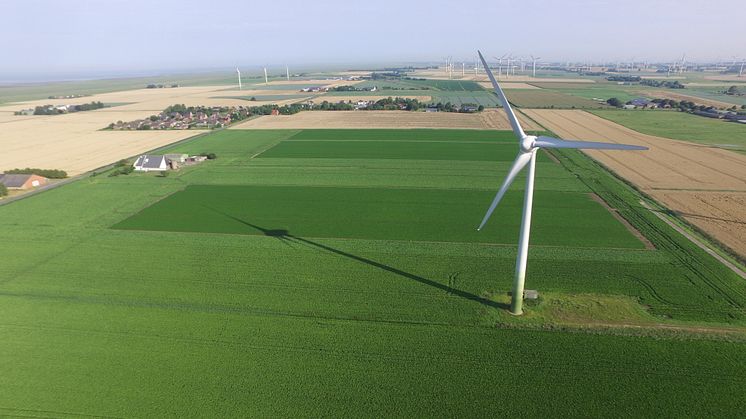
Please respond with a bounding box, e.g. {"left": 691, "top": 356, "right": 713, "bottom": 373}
{"left": 444, "top": 54, "right": 542, "bottom": 79}
{"left": 235, "top": 65, "right": 292, "bottom": 90}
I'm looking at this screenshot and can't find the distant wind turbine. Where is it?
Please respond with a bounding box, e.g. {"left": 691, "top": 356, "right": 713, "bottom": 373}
{"left": 530, "top": 55, "right": 541, "bottom": 78}
{"left": 264, "top": 67, "right": 268, "bottom": 84}
{"left": 475, "top": 50, "right": 648, "bottom": 315}
{"left": 286, "top": 65, "right": 290, "bottom": 81}
{"left": 236, "top": 67, "right": 242, "bottom": 90}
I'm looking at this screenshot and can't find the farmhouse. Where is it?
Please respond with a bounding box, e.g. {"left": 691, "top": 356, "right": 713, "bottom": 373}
{"left": 133, "top": 155, "right": 168, "bottom": 172}
{"left": 0, "top": 173, "right": 49, "bottom": 190}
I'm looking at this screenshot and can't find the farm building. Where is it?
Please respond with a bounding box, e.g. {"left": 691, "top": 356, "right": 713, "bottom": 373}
{"left": 133, "top": 155, "right": 168, "bottom": 172}
{"left": 0, "top": 173, "right": 49, "bottom": 190}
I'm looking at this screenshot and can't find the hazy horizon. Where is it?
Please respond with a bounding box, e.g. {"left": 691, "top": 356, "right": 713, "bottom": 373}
{"left": 4, "top": 0, "right": 742, "bottom": 82}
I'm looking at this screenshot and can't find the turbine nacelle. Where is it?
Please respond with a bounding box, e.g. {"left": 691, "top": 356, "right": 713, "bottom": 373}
{"left": 520, "top": 135, "right": 536, "bottom": 153}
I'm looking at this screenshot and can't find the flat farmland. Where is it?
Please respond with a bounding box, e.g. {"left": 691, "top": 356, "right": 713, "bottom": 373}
{"left": 1, "top": 127, "right": 745, "bottom": 416}
{"left": 506, "top": 89, "right": 610, "bottom": 108}
{"left": 590, "top": 109, "right": 746, "bottom": 152}
{"left": 0, "top": 84, "right": 330, "bottom": 175}
{"left": 229, "top": 109, "right": 543, "bottom": 130}
{"left": 524, "top": 109, "right": 746, "bottom": 259}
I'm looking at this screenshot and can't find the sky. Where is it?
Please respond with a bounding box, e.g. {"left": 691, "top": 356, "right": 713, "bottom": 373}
{"left": 2, "top": 0, "right": 741, "bottom": 81}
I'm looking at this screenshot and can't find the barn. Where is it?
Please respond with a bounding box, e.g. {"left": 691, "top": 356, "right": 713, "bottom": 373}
{"left": 133, "top": 155, "right": 168, "bottom": 172}
{"left": 0, "top": 173, "right": 49, "bottom": 190}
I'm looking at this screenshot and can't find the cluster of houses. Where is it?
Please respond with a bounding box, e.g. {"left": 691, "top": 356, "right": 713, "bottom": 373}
{"left": 110, "top": 109, "right": 237, "bottom": 130}
{"left": 0, "top": 173, "right": 49, "bottom": 191}
{"left": 132, "top": 154, "right": 208, "bottom": 172}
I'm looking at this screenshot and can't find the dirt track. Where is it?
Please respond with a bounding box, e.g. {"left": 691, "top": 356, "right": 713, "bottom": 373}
{"left": 524, "top": 109, "right": 746, "bottom": 258}
{"left": 230, "top": 109, "right": 542, "bottom": 130}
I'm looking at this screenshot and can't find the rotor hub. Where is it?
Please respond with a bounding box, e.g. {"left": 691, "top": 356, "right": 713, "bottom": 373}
{"left": 520, "top": 135, "right": 536, "bottom": 152}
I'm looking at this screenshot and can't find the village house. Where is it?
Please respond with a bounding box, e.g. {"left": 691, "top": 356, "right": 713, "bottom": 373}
{"left": 133, "top": 155, "right": 168, "bottom": 172}
{"left": 0, "top": 173, "right": 49, "bottom": 190}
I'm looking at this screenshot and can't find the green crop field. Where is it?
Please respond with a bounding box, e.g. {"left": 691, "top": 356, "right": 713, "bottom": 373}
{"left": 0, "top": 128, "right": 745, "bottom": 416}
{"left": 324, "top": 79, "right": 500, "bottom": 106}
{"left": 506, "top": 89, "right": 610, "bottom": 108}
{"left": 530, "top": 83, "right": 643, "bottom": 103}
{"left": 591, "top": 109, "right": 746, "bottom": 152}
{"left": 685, "top": 87, "right": 746, "bottom": 106}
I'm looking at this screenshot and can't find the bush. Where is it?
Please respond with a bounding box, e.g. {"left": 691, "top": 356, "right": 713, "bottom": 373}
{"left": 6, "top": 168, "right": 67, "bottom": 179}
{"left": 0, "top": 183, "right": 7, "bottom": 197}
{"left": 108, "top": 165, "right": 134, "bottom": 177}
{"left": 606, "top": 98, "right": 623, "bottom": 107}
{"left": 201, "top": 153, "right": 217, "bottom": 160}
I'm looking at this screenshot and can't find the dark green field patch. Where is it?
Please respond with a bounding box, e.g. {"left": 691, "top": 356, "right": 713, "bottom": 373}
{"left": 113, "top": 185, "right": 645, "bottom": 248}
{"left": 259, "top": 140, "right": 525, "bottom": 161}
{"left": 285, "top": 128, "right": 520, "bottom": 142}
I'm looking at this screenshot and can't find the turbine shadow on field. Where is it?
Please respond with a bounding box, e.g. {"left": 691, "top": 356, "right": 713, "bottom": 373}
{"left": 207, "top": 206, "right": 507, "bottom": 310}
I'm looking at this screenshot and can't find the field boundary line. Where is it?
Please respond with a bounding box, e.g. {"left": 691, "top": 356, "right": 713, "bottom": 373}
{"left": 589, "top": 193, "right": 655, "bottom": 250}
{"left": 641, "top": 200, "right": 746, "bottom": 280}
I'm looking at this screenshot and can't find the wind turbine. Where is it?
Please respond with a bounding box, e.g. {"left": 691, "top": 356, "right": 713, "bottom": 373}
{"left": 493, "top": 54, "right": 507, "bottom": 78}
{"left": 264, "top": 67, "right": 268, "bottom": 84}
{"left": 530, "top": 55, "right": 541, "bottom": 78}
{"left": 286, "top": 65, "right": 290, "bottom": 81}
{"left": 475, "top": 50, "right": 648, "bottom": 315}
{"left": 236, "top": 67, "right": 242, "bottom": 90}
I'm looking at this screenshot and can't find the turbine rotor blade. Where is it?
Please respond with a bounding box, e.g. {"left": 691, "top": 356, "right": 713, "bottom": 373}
{"left": 477, "top": 152, "right": 533, "bottom": 231}
{"left": 478, "top": 50, "right": 526, "bottom": 140}
{"left": 534, "top": 136, "right": 648, "bottom": 151}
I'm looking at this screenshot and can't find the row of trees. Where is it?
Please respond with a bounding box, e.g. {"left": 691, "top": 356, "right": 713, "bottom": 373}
{"left": 640, "top": 79, "right": 685, "bottom": 89}
{"left": 606, "top": 75, "right": 641, "bottom": 82}
{"left": 29, "top": 101, "right": 105, "bottom": 115}
{"left": 725, "top": 86, "right": 743, "bottom": 96}
{"left": 5, "top": 168, "right": 67, "bottom": 179}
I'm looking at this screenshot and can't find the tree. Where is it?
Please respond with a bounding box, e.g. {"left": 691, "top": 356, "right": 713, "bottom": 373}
{"left": 606, "top": 98, "right": 623, "bottom": 107}
{"left": 726, "top": 86, "right": 740, "bottom": 95}
{"left": 0, "top": 183, "right": 7, "bottom": 197}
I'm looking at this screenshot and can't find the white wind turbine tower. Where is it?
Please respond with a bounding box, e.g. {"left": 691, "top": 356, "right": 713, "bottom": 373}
{"left": 263, "top": 67, "right": 268, "bottom": 84}
{"left": 476, "top": 50, "right": 648, "bottom": 315}
{"left": 286, "top": 65, "right": 290, "bottom": 81}
{"left": 739, "top": 59, "right": 744, "bottom": 77}
{"left": 530, "top": 55, "right": 541, "bottom": 78}
{"left": 236, "top": 67, "right": 242, "bottom": 90}
{"left": 493, "top": 54, "right": 507, "bottom": 78}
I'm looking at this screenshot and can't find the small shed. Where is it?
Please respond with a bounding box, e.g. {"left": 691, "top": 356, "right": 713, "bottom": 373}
{"left": 523, "top": 290, "right": 540, "bottom": 300}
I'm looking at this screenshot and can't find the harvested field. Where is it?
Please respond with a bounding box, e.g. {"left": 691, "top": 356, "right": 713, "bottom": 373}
{"left": 704, "top": 75, "right": 746, "bottom": 82}
{"left": 260, "top": 79, "right": 362, "bottom": 89}
{"left": 0, "top": 110, "right": 196, "bottom": 175}
{"left": 313, "top": 95, "right": 432, "bottom": 103}
{"left": 524, "top": 109, "right": 746, "bottom": 259}
{"left": 229, "top": 109, "right": 542, "bottom": 130}
{"left": 654, "top": 191, "right": 746, "bottom": 258}
{"left": 0, "top": 84, "right": 335, "bottom": 176}
{"left": 478, "top": 82, "right": 539, "bottom": 89}
{"left": 643, "top": 89, "right": 735, "bottom": 109}
{"left": 408, "top": 68, "right": 594, "bottom": 83}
